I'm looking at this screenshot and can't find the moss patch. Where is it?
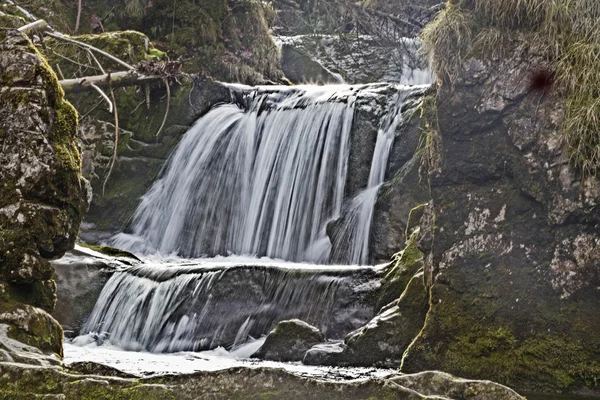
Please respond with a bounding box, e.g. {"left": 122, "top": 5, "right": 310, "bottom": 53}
{"left": 377, "top": 231, "right": 425, "bottom": 310}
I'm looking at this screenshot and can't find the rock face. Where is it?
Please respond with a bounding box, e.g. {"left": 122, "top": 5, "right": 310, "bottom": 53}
{"left": 253, "top": 319, "right": 325, "bottom": 362}
{"left": 0, "top": 29, "right": 90, "bottom": 356}
{"left": 279, "top": 43, "right": 342, "bottom": 85}
{"left": 401, "top": 41, "right": 600, "bottom": 393}
{"left": 278, "top": 35, "right": 432, "bottom": 85}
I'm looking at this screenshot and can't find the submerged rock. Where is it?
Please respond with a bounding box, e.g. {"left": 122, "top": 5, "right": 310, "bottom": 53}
{"left": 253, "top": 319, "right": 325, "bottom": 362}
{"left": 303, "top": 342, "right": 347, "bottom": 366}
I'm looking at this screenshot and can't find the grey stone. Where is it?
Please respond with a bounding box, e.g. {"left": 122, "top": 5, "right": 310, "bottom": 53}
{"left": 253, "top": 319, "right": 325, "bottom": 362}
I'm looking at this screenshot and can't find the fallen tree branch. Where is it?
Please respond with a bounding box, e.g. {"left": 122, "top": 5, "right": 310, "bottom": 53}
{"left": 17, "top": 19, "right": 47, "bottom": 34}
{"left": 155, "top": 78, "right": 170, "bottom": 137}
{"left": 59, "top": 71, "right": 162, "bottom": 92}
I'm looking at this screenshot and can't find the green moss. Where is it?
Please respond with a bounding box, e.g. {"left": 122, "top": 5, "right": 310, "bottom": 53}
{"left": 376, "top": 232, "right": 425, "bottom": 310}
{"left": 6, "top": 280, "right": 57, "bottom": 313}
{"left": 77, "top": 243, "right": 140, "bottom": 260}
{"left": 146, "top": 47, "right": 165, "bottom": 61}
{"left": 0, "top": 302, "right": 63, "bottom": 357}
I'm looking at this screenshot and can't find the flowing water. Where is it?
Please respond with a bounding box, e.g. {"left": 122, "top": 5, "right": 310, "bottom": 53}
{"left": 330, "top": 91, "right": 412, "bottom": 265}
{"left": 112, "top": 84, "right": 424, "bottom": 265}
{"left": 75, "top": 258, "right": 381, "bottom": 353}
{"left": 112, "top": 86, "right": 355, "bottom": 261}
{"left": 70, "top": 81, "right": 428, "bottom": 373}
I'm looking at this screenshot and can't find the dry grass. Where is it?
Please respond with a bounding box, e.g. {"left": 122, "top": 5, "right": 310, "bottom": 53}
{"left": 422, "top": 0, "right": 600, "bottom": 177}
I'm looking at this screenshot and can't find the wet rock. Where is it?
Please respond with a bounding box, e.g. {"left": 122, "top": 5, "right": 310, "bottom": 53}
{"left": 253, "top": 319, "right": 325, "bottom": 362}
{"left": 280, "top": 44, "right": 342, "bottom": 85}
{"left": 302, "top": 342, "right": 347, "bottom": 366}
{"left": 76, "top": 264, "right": 379, "bottom": 352}
{"left": 340, "top": 271, "right": 429, "bottom": 368}
{"left": 276, "top": 35, "right": 432, "bottom": 85}
{"left": 0, "top": 362, "right": 526, "bottom": 400}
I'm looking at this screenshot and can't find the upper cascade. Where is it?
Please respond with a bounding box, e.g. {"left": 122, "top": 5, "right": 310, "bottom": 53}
{"left": 112, "top": 84, "right": 425, "bottom": 264}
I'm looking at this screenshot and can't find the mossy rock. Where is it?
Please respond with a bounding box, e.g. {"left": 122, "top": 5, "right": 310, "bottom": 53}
{"left": 0, "top": 303, "right": 63, "bottom": 357}
{"left": 0, "top": 363, "right": 525, "bottom": 399}
{"left": 335, "top": 270, "right": 429, "bottom": 368}
{"left": 42, "top": 30, "right": 152, "bottom": 78}
{"left": 376, "top": 231, "right": 425, "bottom": 310}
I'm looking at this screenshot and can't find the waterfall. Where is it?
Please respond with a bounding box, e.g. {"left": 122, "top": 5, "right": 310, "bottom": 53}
{"left": 76, "top": 261, "right": 378, "bottom": 353}
{"left": 112, "top": 86, "right": 358, "bottom": 262}
{"left": 330, "top": 91, "right": 412, "bottom": 265}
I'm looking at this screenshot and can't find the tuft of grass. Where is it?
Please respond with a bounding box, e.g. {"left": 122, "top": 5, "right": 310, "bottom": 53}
{"left": 422, "top": 0, "right": 600, "bottom": 177}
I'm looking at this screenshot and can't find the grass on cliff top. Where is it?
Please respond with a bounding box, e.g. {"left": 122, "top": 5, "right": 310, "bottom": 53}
{"left": 422, "top": 0, "right": 600, "bottom": 177}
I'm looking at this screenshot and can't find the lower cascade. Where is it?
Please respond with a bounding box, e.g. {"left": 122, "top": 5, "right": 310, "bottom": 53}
{"left": 112, "top": 84, "right": 425, "bottom": 265}
{"left": 76, "top": 260, "right": 379, "bottom": 353}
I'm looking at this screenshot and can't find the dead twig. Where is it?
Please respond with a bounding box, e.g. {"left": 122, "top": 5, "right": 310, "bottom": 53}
{"left": 102, "top": 86, "right": 120, "bottom": 196}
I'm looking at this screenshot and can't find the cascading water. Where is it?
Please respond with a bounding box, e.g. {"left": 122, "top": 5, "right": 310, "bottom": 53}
{"left": 112, "top": 86, "right": 357, "bottom": 262}
{"left": 76, "top": 260, "right": 379, "bottom": 353}
{"left": 330, "top": 90, "right": 415, "bottom": 265}
{"left": 69, "top": 83, "right": 427, "bottom": 365}
{"left": 111, "top": 84, "right": 424, "bottom": 265}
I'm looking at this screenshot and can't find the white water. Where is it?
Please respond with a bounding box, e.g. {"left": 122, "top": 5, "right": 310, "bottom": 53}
{"left": 112, "top": 86, "right": 357, "bottom": 262}
{"left": 64, "top": 339, "right": 394, "bottom": 380}
{"left": 331, "top": 91, "right": 413, "bottom": 265}
{"left": 111, "top": 84, "right": 423, "bottom": 265}
{"left": 76, "top": 258, "right": 380, "bottom": 353}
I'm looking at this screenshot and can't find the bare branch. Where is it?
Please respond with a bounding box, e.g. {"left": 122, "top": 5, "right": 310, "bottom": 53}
{"left": 90, "top": 83, "right": 113, "bottom": 113}
{"left": 75, "top": 0, "right": 82, "bottom": 33}
{"left": 17, "top": 19, "right": 47, "bottom": 34}
{"left": 102, "top": 87, "right": 120, "bottom": 196}
{"left": 59, "top": 71, "right": 162, "bottom": 91}
{"left": 155, "top": 78, "right": 171, "bottom": 137}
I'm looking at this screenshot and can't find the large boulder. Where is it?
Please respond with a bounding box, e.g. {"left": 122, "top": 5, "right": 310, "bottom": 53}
{"left": 0, "top": 29, "right": 90, "bottom": 357}
{"left": 253, "top": 319, "right": 325, "bottom": 362}
{"left": 401, "top": 20, "right": 600, "bottom": 396}
{"left": 340, "top": 271, "right": 429, "bottom": 368}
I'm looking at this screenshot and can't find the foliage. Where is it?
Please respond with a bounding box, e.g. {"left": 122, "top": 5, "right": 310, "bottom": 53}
{"left": 422, "top": 0, "right": 600, "bottom": 177}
